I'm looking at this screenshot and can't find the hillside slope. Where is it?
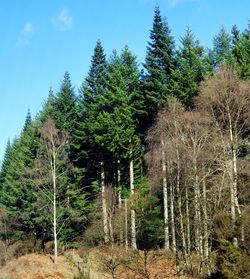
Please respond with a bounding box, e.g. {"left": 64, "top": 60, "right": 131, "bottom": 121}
{"left": 0, "top": 250, "right": 198, "bottom": 279}
{"left": 0, "top": 253, "right": 78, "bottom": 279}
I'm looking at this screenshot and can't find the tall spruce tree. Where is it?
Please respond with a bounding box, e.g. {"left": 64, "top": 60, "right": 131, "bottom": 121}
{"left": 23, "top": 109, "right": 32, "bottom": 133}
{"left": 211, "top": 25, "right": 234, "bottom": 69}
{"left": 171, "top": 28, "right": 206, "bottom": 107}
{"left": 82, "top": 39, "right": 107, "bottom": 113}
{"left": 0, "top": 117, "right": 38, "bottom": 239}
{"left": 143, "top": 6, "right": 175, "bottom": 125}
{"left": 0, "top": 139, "right": 12, "bottom": 186}
{"left": 233, "top": 21, "right": 250, "bottom": 80}
{"left": 92, "top": 47, "right": 143, "bottom": 248}
{"left": 53, "top": 71, "right": 77, "bottom": 134}
{"left": 93, "top": 47, "right": 141, "bottom": 162}
{"left": 79, "top": 40, "right": 108, "bottom": 188}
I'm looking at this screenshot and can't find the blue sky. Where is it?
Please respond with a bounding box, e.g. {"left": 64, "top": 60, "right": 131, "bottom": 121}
{"left": 0, "top": 0, "right": 249, "bottom": 162}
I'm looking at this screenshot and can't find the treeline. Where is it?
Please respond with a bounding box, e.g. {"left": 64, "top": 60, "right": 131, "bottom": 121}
{"left": 0, "top": 6, "right": 250, "bottom": 278}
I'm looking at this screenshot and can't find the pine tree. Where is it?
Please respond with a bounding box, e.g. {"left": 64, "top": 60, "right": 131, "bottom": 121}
{"left": 0, "top": 139, "right": 11, "bottom": 186}
{"left": 54, "top": 71, "right": 77, "bottom": 133}
{"left": 23, "top": 109, "right": 32, "bottom": 133}
{"left": 79, "top": 40, "right": 108, "bottom": 188}
{"left": 92, "top": 47, "right": 142, "bottom": 248}
{"left": 211, "top": 25, "right": 234, "bottom": 69}
{"left": 0, "top": 117, "right": 38, "bottom": 239}
{"left": 171, "top": 27, "right": 206, "bottom": 107}
{"left": 82, "top": 39, "right": 107, "bottom": 112}
{"left": 43, "top": 87, "right": 56, "bottom": 117}
{"left": 143, "top": 6, "right": 175, "bottom": 123}
{"left": 233, "top": 21, "right": 250, "bottom": 80}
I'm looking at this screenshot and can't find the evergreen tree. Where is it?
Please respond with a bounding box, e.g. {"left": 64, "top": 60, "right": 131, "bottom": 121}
{"left": 143, "top": 6, "right": 175, "bottom": 124}
{"left": 79, "top": 40, "right": 108, "bottom": 187}
{"left": 0, "top": 139, "right": 11, "bottom": 186}
{"left": 38, "top": 87, "right": 57, "bottom": 126}
{"left": 93, "top": 47, "right": 142, "bottom": 248}
{"left": 211, "top": 25, "right": 234, "bottom": 69}
{"left": 0, "top": 118, "right": 38, "bottom": 239}
{"left": 94, "top": 47, "right": 141, "bottom": 161}
{"left": 233, "top": 21, "right": 250, "bottom": 80}
{"left": 171, "top": 28, "right": 206, "bottom": 107}
{"left": 82, "top": 39, "right": 107, "bottom": 112}
{"left": 23, "top": 109, "right": 32, "bottom": 133}
{"left": 54, "top": 71, "right": 77, "bottom": 134}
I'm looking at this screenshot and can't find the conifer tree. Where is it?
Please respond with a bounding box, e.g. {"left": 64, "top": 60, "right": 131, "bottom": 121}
{"left": 171, "top": 28, "right": 206, "bottom": 107}
{"left": 79, "top": 39, "right": 108, "bottom": 187}
{"left": 23, "top": 109, "right": 32, "bottom": 133}
{"left": 92, "top": 47, "right": 142, "bottom": 248}
{"left": 0, "top": 139, "right": 11, "bottom": 186}
{"left": 0, "top": 117, "right": 38, "bottom": 238}
{"left": 211, "top": 25, "right": 234, "bottom": 69}
{"left": 54, "top": 71, "right": 77, "bottom": 133}
{"left": 82, "top": 39, "right": 107, "bottom": 113}
{"left": 143, "top": 6, "right": 175, "bottom": 124}
{"left": 233, "top": 21, "right": 250, "bottom": 80}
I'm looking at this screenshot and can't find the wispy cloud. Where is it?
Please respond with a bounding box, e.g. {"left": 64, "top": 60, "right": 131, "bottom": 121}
{"left": 168, "top": 0, "right": 200, "bottom": 6}
{"left": 17, "top": 22, "right": 34, "bottom": 47}
{"left": 52, "top": 8, "right": 72, "bottom": 31}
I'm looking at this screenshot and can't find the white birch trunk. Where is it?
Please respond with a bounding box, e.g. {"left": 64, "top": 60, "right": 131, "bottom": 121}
{"left": 185, "top": 187, "right": 191, "bottom": 255}
{"left": 51, "top": 137, "right": 58, "bottom": 265}
{"left": 176, "top": 148, "right": 189, "bottom": 270}
{"left": 202, "top": 179, "right": 210, "bottom": 277}
{"left": 194, "top": 155, "right": 202, "bottom": 255}
{"left": 124, "top": 198, "right": 128, "bottom": 249}
{"left": 130, "top": 159, "right": 137, "bottom": 250}
{"left": 117, "top": 159, "right": 123, "bottom": 244}
{"left": 101, "top": 161, "right": 109, "bottom": 243}
{"left": 169, "top": 171, "right": 176, "bottom": 253}
{"left": 161, "top": 140, "right": 170, "bottom": 250}
{"left": 227, "top": 105, "right": 240, "bottom": 246}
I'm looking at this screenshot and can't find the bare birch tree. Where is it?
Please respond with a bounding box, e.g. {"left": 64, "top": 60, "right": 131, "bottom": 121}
{"left": 39, "top": 117, "right": 68, "bottom": 264}
{"left": 197, "top": 67, "right": 250, "bottom": 246}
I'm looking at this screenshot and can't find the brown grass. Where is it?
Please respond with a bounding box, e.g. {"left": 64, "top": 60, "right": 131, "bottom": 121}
{"left": 0, "top": 249, "right": 198, "bottom": 279}
{"left": 0, "top": 253, "right": 78, "bottom": 279}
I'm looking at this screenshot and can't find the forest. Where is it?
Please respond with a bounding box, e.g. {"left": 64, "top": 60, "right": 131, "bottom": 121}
{"left": 0, "top": 5, "right": 250, "bottom": 279}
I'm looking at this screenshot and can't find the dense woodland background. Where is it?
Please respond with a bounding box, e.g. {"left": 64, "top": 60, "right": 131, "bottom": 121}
{"left": 0, "top": 6, "right": 250, "bottom": 278}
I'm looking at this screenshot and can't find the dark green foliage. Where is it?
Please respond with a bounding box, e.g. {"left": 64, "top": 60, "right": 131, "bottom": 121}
{"left": 0, "top": 119, "right": 39, "bottom": 238}
{"left": 54, "top": 71, "right": 78, "bottom": 133}
{"left": 211, "top": 25, "right": 234, "bottom": 69}
{"left": 143, "top": 6, "right": 175, "bottom": 125}
{"left": 213, "top": 239, "right": 250, "bottom": 279}
{"left": 231, "top": 22, "right": 250, "bottom": 80}
{"left": 78, "top": 40, "right": 108, "bottom": 188}
{"left": 94, "top": 47, "right": 141, "bottom": 159}
{"left": 171, "top": 27, "right": 206, "bottom": 107}
{"left": 134, "top": 177, "right": 164, "bottom": 250}
{"left": 23, "top": 109, "right": 32, "bottom": 133}
{"left": 82, "top": 39, "right": 107, "bottom": 112}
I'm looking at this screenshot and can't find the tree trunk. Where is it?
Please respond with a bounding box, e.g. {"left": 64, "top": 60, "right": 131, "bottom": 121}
{"left": 185, "top": 186, "right": 191, "bottom": 255}
{"left": 101, "top": 161, "right": 109, "bottom": 243}
{"left": 169, "top": 162, "right": 176, "bottom": 254}
{"left": 162, "top": 140, "right": 170, "bottom": 250}
{"left": 227, "top": 105, "right": 241, "bottom": 246}
{"left": 130, "top": 159, "right": 137, "bottom": 250}
{"left": 124, "top": 198, "right": 128, "bottom": 249}
{"left": 202, "top": 179, "right": 211, "bottom": 277}
{"left": 51, "top": 146, "right": 58, "bottom": 264}
{"left": 194, "top": 155, "right": 202, "bottom": 255}
{"left": 176, "top": 148, "right": 190, "bottom": 270}
{"left": 117, "top": 159, "right": 123, "bottom": 244}
{"left": 108, "top": 211, "right": 114, "bottom": 244}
